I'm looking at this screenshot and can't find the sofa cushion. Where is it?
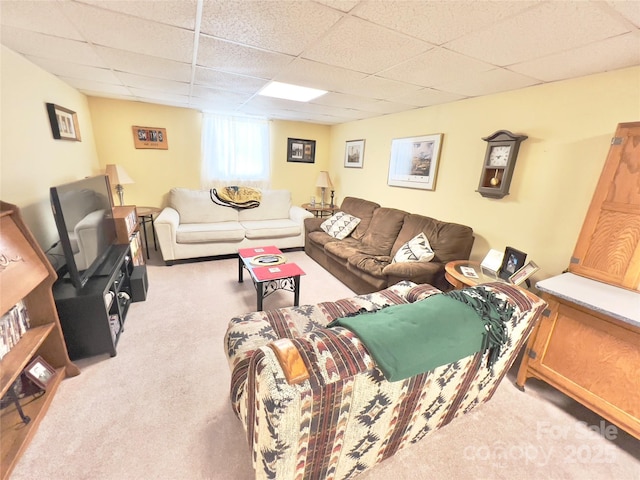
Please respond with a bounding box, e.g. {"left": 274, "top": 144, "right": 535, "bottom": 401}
{"left": 347, "top": 253, "right": 391, "bottom": 279}
{"left": 241, "top": 219, "right": 302, "bottom": 239}
{"left": 170, "top": 188, "right": 239, "bottom": 224}
{"left": 321, "top": 211, "right": 361, "bottom": 240}
{"left": 392, "top": 232, "right": 435, "bottom": 263}
{"left": 340, "top": 197, "right": 380, "bottom": 240}
{"left": 176, "top": 222, "right": 245, "bottom": 243}
{"left": 324, "top": 238, "right": 363, "bottom": 261}
{"left": 391, "top": 214, "right": 474, "bottom": 263}
{"left": 238, "top": 190, "right": 291, "bottom": 221}
{"left": 360, "top": 207, "right": 407, "bottom": 255}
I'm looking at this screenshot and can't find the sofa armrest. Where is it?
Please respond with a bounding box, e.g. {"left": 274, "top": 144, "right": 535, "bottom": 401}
{"left": 290, "top": 205, "right": 314, "bottom": 224}
{"left": 154, "top": 207, "right": 179, "bottom": 261}
{"left": 304, "top": 216, "right": 324, "bottom": 233}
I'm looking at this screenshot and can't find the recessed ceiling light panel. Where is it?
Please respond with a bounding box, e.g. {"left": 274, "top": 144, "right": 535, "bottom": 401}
{"left": 258, "top": 81, "right": 327, "bottom": 102}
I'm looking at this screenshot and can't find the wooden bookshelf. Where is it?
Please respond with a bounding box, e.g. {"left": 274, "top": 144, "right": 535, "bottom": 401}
{"left": 0, "top": 201, "right": 79, "bottom": 480}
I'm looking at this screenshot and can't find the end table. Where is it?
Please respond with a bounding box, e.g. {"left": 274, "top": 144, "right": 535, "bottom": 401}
{"left": 137, "top": 206, "right": 161, "bottom": 259}
{"left": 301, "top": 203, "right": 339, "bottom": 218}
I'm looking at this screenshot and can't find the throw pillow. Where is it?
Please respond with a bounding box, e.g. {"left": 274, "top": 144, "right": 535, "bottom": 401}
{"left": 392, "top": 232, "right": 434, "bottom": 263}
{"left": 321, "top": 211, "right": 361, "bottom": 240}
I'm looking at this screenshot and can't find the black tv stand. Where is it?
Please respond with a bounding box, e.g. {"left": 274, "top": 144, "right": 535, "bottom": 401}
{"left": 53, "top": 244, "right": 146, "bottom": 359}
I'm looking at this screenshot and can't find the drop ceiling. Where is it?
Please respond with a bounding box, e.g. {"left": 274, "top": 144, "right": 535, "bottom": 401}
{"left": 1, "top": 0, "right": 638, "bottom": 125}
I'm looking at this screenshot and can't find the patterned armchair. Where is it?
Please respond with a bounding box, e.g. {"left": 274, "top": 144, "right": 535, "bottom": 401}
{"left": 224, "top": 281, "right": 546, "bottom": 480}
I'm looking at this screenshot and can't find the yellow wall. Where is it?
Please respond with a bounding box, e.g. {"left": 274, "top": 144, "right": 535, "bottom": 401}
{"left": 0, "top": 46, "right": 100, "bottom": 247}
{"left": 88, "top": 97, "right": 202, "bottom": 208}
{"left": 2, "top": 43, "right": 638, "bottom": 284}
{"left": 330, "top": 66, "right": 640, "bottom": 279}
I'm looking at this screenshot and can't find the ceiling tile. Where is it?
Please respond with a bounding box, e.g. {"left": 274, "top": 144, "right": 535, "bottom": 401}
{"left": 200, "top": 0, "right": 343, "bottom": 56}
{"left": 95, "top": 47, "right": 192, "bottom": 83}
{"left": 338, "top": 75, "right": 424, "bottom": 99}
{"left": 60, "top": 1, "right": 194, "bottom": 63}
{"left": 197, "top": 35, "right": 294, "bottom": 78}
{"left": 390, "top": 88, "right": 467, "bottom": 107}
{"left": 59, "top": 77, "right": 131, "bottom": 96}
{"left": 190, "top": 85, "right": 252, "bottom": 103}
{"left": 353, "top": 0, "right": 538, "bottom": 45}
{"left": 77, "top": 0, "right": 198, "bottom": 29}
{"left": 24, "top": 56, "right": 122, "bottom": 84}
{"left": 194, "top": 67, "right": 267, "bottom": 94}
{"left": 510, "top": 31, "right": 640, "bottom": 82}
{"left": 379, "top": 47, "right": 495, "bottom": 88}
{"left": 273, "top": 58, "right": 367, "bottom": 92}
{"left": 128, "top": 87, "right": 189, "bottom": 104}
{"left": 115, "top": 72, "right": 190, "bottom": 95}
{"left": 606, "top": 0, "right": 640, "bottom": 27}
{"left": 0, "top": 1, "right": 84, "bottom": 40}
{"left": 1, "top": 26, "right": 106, "bottom": 67}
{"left": 302, "top": 16, "right": 432, "bottom": 74}
{"left": 434, "top": 68, "right": 540, "bottom": 97}
{"left": 445, "top": 1, "right": 632, "bottom": 66}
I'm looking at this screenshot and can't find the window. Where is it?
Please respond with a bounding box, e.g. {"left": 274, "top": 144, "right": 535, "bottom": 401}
{"left": 201, "top": 114, "right": 270, "bottom": 189}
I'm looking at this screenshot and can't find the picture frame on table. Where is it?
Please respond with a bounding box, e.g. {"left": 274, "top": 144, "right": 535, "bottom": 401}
{"left": 509, "top": 261, "right": 539, "bottom": 286}
{"left": 24, "top": 356, "right": 56, "bottom": 390}
{"left": 287, "top": 138, "right": 315, "bottom": 163}
{"left": 46, "top": 103, "right": 81, "bottom": 141}
{"left": 344, "top": 139, "right": 365, "bottom": 168}
{"left": 499, "top": 246, "right": 527, "bottom": 280}
{"left": 387, "top": 133, "right": 443, "bottom": 190}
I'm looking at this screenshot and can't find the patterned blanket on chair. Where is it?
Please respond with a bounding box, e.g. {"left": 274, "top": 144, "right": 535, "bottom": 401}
{"left": 210, "top": 186, "right": 261, "bottom": 209}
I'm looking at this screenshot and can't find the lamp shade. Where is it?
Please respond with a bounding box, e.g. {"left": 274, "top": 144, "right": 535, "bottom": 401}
{"left": 315, "top": 171, "right": 333, "bottom": 189}
{"left": 105, "top": 164, "right": 135, "bottom": 186}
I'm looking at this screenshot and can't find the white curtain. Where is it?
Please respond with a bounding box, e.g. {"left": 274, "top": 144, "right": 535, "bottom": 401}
{"left": 201, "top": 114, "right": 271, "bottom": 189}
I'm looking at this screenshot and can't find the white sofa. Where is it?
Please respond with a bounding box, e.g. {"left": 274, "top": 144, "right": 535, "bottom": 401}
{"left": 154, "top": 188, "right": 313, "bottom": 264}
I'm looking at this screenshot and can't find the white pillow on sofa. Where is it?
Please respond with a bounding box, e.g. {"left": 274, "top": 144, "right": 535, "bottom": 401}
{"left": 321, "top": 211, "right": 361, "bottom": 240}
{"left": 392, "top": 232, "right": 435, "bottom": 263}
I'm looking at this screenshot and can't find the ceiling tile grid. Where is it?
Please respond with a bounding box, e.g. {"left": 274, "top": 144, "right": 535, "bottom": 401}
{"left": 0, "top": 0, "right": 638, "bottom": 125}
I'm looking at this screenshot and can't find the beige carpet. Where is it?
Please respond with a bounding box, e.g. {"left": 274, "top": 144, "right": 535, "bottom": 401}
{"left": 10, "top": 249, "right": 640, "bottom": 480}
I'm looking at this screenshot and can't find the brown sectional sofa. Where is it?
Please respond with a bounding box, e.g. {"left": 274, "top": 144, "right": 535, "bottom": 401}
{"left": 305, "top": 196, "right": 474, "bottom": 293}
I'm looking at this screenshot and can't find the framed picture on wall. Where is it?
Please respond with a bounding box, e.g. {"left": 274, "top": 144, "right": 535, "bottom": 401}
{"left": 387, "top": 133, "right": 442, "bottom": 190}
{"left": 344, "top": 139, "right": 365, "bottom": 168}
{"left": 287, "top": 138, "right": 315, "bottom": 163}
{"left": 46, "top": 103, "right": 81, "bottom": 141}
{"left": 132, "top": 126, "right": 168, "bottom": 149}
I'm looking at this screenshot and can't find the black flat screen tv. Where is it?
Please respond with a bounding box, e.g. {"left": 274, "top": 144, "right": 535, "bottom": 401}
{"left": 50, "top": 175, "right": 117, "bottom": 289}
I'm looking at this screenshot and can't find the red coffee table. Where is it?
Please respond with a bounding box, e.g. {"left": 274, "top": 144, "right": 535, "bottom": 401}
{"left": 238, "top": 246, "right": 305, "bottom": 311}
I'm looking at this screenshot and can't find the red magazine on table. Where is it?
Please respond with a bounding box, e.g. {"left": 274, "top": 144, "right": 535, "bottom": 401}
{"left": 252, "top": 263, "right": 305, "bottom": 281}
{"left": 238, "top": 245, "right": 282, "bottom": 258}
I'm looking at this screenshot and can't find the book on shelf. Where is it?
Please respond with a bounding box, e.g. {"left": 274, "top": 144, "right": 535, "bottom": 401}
{"left": 0, "top": 299, "right": 31, "bottom": 360}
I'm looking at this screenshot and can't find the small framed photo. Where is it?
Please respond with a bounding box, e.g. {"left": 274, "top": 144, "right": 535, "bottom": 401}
{"left": 509, "top": 261, "right": 540, "bottom": 286}
{"left": 344, "top": 139, "right": 365, "bottom": 168}
{"left": 499, "top": 246, "right": 527, "bottom": 280}
{"left": 46, "top": 103, "right": 81, "bottom": 141}
{"left": 24, "top": 356, "right": 56, "bottom": 390}
{"left": 287, "top": 138, "right": 315, "bottom": 163}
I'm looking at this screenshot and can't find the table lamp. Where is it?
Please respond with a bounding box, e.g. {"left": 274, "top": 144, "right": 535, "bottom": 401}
{"left": 315, "top": 171, "right": 333, "bottom": 207}
{"left": 105, "top": 164, "right": 135, "bottom": 206}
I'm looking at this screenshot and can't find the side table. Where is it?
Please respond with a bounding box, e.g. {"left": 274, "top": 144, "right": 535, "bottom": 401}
{"left": 301, "top": 203, "right": 339, "bottom": 218}
{"left": 445, "top": 260, "right": 502, "bottom": 289}
{"left": 137, "top": 206, "right": 161, "bottom": 259}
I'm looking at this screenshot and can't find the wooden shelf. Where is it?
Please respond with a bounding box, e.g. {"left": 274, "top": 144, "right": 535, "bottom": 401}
{"left": 0, "top": 367, "right": 64, "bottom": 477}
{"left": 0, "top": 324, "right": 54, "bottom": 396}
{"left": 0, "top": 201, "right": 79, "bottom": 480}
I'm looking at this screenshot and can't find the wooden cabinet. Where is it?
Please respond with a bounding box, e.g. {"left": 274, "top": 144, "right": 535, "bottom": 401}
{"left": 517, "top": 122, "right": 640, "bottom": 441}
{"left": 0, "top": 202, "right": 79, "bottom": 480}
{"left": 570, "top": 121, "right": 640, "bottom": 291}
{"left": 516, "top": 274, "right": 640, "bottom": 439}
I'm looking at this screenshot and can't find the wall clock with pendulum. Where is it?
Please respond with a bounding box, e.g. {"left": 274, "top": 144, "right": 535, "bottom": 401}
{"left": 477, "top": 130, "right": 528, "bottom": 199}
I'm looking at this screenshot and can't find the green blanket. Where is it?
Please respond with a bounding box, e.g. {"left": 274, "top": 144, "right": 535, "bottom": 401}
{"left": 328, "top": 288, "right": 513, "bottom": 382}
